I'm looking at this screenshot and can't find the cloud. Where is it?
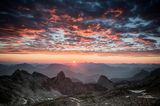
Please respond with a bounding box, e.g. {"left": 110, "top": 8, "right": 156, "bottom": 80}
{"left": 124, "top": 17, "right": 152, "bottom": 29}
{"left": 0, "top": 0, "right": 159, "bottom": 55}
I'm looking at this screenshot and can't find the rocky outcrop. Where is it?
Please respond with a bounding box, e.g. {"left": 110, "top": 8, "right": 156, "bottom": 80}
{"left": 97, "top": 75, "right": 114, "bottom": 90}
{"left": 50, "top": 71, "right": 106, "bottom": 95}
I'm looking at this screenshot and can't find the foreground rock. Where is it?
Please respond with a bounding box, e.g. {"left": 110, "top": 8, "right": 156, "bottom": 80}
{"left": 33, "top": 88, "right": 159, "bottom": 106}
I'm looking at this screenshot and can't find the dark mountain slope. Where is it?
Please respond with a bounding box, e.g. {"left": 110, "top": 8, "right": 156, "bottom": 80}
{"left": 97, "top": 75, "right": 114, "bottom": 90}
{"left": 141, "top": 68, "right": 160, "bottom": 93}
{"left": 129, "top": 70, "right": 150, "bottom": 81}
{"left": 50, "top": 71, "right": 106, "bottom": 95}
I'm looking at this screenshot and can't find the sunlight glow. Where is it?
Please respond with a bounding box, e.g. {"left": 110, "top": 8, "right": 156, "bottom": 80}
{"left": 73, "top": 60, "right": 76, "bottom": 64}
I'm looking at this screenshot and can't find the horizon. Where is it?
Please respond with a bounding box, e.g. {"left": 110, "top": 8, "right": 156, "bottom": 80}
{"left": 1, "top": 61, "right": 160, "bottom": 65}
{"left": 0, "top": 53, "right": 160, "bottom": 64}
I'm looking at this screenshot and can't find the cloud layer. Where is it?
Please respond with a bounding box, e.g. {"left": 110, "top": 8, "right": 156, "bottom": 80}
{"left": 0, "top": 0, "right": 160, "bottom": 55}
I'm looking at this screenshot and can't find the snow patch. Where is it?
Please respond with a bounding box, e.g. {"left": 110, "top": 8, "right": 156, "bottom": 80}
{"left": 125, "top": 95, "right": 130, "bottom": 98}
{"left": 22, "top": 98, "right": 27, "bottom": 105}
{"left": 105, "top": 102, "right": 109, "bottom": 105}
{"left": 129, "top": 89, "right": 146, "bottom": 93}
{"left": 138, "top": 95, "right": 157, "bottom": 99}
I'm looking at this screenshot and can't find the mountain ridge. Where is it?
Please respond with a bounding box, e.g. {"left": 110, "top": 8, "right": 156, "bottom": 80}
{"left": 0, "top": 69, "right": 108, "bottom": 105}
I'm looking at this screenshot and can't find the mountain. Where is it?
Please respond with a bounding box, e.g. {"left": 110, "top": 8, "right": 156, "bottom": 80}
{"left": 129, "top": 70, "right": 150, "bottom": 81}
{"left": 50, "top": 71, "right": 106, "bottom": 95}
{"left": 0, "top": 69, "right": 61, "bottom": 106}
{"left": 0, "top": 63, "right": 37, "bottom": 75}
{"left": 83, "top": 74, "right": 100, "bottom": 83}
{"left": 0, "top": 69, "right": 107, "bottom": 106}
{"left": 140, "top": 68, "right": 160, "bottom": 93}
{"left": 0, "top": 64, "right": 9, "bottom": 75}
{"left": 0, "top": 64, "right": 8, "bottom": 70}
{"left": 42, "top": 64, "right": 69, "bottom": 75}
{"left": 32, "top": 69, "right": 160, "bottom": 106}
{"left": 0, "top": 63, "right": 87, "bottom": 83}
{"left": 36, "top": 64, "right": 87, "bottom": 83}
{"left": 0, "top": 63, "right": 159, "bottom": 83}
{"left": 121, "top": 68, "right": 160, "bottom": 94}
{"left": 68, "top": 63, "right": 150, "bottom": 79}
{"left": 111, "top": 70, "right": 150, "bottom": 82}
{"left": 97, "top": 75, "right": 114, "bottom": 90}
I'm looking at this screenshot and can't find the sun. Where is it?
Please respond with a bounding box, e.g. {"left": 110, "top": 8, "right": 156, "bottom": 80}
{"left": 72, "top": 60, "right": 76, "bottom": 64}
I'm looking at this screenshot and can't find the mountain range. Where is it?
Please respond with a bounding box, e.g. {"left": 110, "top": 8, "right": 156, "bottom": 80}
{"left": 0, "top": 63, "right": 159, "bottom": 83}
{"left": 0, "top": 69, "right": 112, "bottom": 106}
{"left": 0, "top": 66, "right": 160, "bottom": 106}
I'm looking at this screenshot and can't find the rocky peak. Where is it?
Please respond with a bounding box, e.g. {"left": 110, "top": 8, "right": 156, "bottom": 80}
{"left": 11, "top": 69, "right": 32, "bottom": 81}
{"left": 12, "top": 69, "right": 31, "bottom": 76}
{"left": 32, "top": 72, "right": 49, "bottom": 83}
{"left": 97, "top": 75, "right": 114, "bottom": 90}
{"left": 98, "top": 75, "right": 112, "bottom": 83}
{"left": 56, "top": 71, "right": 65, "bottom": 80}
{"left": 32, "top": 72, "right": 48, "bottom": 78}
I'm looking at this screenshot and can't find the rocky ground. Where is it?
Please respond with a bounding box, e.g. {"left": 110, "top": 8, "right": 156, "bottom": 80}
{"left": 32, "top": 88, "right": 160, "bottom": 106}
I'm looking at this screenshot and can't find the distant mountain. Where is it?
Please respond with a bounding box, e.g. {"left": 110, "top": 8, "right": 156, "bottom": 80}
{"left": 0, "top": 64, "right": 8, "bottom": 70}
{"left": 70, "top": 63, "right": 145, "bottom": 79}
{"left": 71, "top": 77, "right": 81, "bottom": 82}
{"left": 83, "top": 74, "right": 100, "bottom": 83}
{"left": 0, "top": 64, "right": 9, "bottom": 75}
{"left": 0, "top": 63, "right": 36, "bottom": 75}
{"left": 0, "top": 63, "right": 159, "bottom": 83}
{"left": 38, "top": 64, "right": 88, "bottom": 83}
{"left": 37, "top": 63, "right": 69, "bottom": 77}
{"left": 111, "top": 70, "right": 150, "bottom": 82}
{"left": 129, "top": 70, "right": 150, "bottom": 81}
{"left": 97, "top": 75, "right": 114, "bottom": 90}
{"left": 0, "top": 63, "right": 87, "bottom": 82}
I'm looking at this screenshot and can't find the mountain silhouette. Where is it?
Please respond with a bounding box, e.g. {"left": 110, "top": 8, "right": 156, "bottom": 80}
{"left": 97, "top": 75, "right": 114, "bottom": 90}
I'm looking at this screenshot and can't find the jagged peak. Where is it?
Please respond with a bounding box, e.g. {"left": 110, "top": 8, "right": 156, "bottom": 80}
{"left": 32, "top": 71, "right": 43, "bottom": 75}
{"left": 98, "top": 75, "right": 112, "bottom": 83}
{"left": 32, "top": 72, "right": 48, "bottom": 78}
{"left": 97, "top": 75, "right": 114, "bottom": 89}
{"left": 13, "top": 69, "right": 29, "bottom": 74}
{"left": 99, "top": 75, "right": 109, "bottom": 80}
{"left": 12, "top": 69, "right": 31, "bottom": 77}
{"left": 15, "top": 63, "right": 33, "bottom": 67}
{"left": 56, "top": 71, "right": 65, "bottom": 79}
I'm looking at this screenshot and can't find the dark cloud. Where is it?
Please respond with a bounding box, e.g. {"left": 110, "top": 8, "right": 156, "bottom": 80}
{"left": 0, "top": 0, "right": 160, "bottom": 54}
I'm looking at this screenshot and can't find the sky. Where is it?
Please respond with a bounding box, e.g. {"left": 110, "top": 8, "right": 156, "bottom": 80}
{"left": 0, "top": 0, "right": 160, "bottom": 63}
